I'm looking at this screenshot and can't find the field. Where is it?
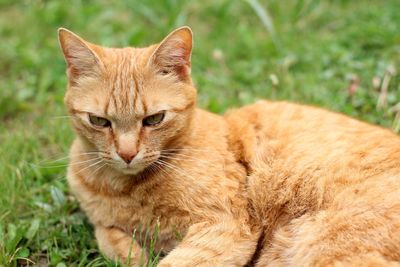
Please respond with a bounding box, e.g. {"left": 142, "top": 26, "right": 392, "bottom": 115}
{"left": 0, "top": 0, "right": 399, "bottom": 266}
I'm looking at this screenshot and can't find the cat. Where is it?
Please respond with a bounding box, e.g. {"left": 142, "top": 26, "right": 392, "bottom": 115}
{"left": 59, "top": 26, "right": 400, "bottom": 266}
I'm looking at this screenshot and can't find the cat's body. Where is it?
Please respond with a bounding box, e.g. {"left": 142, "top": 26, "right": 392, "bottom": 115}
{"left": 60, "top": 27, "right": 400, "bottom": 266}
{"left": 229, "top": 101, "right": 400, "bottom": 266}
{"left": 67, "top": 107, "right": 258, "bottom": 266}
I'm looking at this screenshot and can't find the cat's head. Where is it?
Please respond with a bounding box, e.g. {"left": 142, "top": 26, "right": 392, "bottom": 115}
{"left": 59, "top": 27, "right": 196, "bottom": 175}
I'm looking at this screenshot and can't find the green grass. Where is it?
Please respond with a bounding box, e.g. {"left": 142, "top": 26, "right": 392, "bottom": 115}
{"left": 1, "top": 0, "right": 399, "bottom": 265}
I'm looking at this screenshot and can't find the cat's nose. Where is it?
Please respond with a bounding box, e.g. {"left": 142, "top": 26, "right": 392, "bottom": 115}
{"left": 118, "top": 149, "right": 137, "bottom": 164}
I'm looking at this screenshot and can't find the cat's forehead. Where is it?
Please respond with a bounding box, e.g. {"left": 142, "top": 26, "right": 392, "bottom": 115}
{"left": 98, "top": 47, "right": 152, "bottom": 116}
{"left": 69, "top": 45, "right": 192, "bottom": 124}
{"left": 88, "top": 49, "right": 169, "bottom": 119}
{"left": 102, "top": 46, "right": 154, "bottom": 70}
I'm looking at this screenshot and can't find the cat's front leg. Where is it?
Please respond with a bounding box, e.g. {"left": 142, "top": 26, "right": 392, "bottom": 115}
{"left": 95, "top": 225, "right": 146, "bottom": 266}
{"left": 158, "top": 219, "right": 259, "bottom": 267}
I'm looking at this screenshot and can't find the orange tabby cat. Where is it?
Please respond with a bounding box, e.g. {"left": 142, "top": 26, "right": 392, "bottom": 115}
{"left": 59, "top": 26, "right": 400, "bottom": 266}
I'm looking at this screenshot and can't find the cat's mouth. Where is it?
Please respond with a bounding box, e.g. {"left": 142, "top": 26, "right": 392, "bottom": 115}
{"left": 99, "top": 149, "right": 161, "bottom": 177}
{"left": 114, "top": 154, "right": 161, "bottom": 176}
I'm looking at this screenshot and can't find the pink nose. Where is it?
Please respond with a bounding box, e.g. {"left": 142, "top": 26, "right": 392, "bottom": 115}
{"left": 118, "top": 150, "right": 137, "bottom": 164}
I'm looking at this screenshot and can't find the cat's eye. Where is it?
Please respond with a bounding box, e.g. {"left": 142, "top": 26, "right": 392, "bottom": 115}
{"left": 160, "top": 69, "right": 170, "bottom": 75}
{"left": 143, "top": 112, "right": 165, "bottom": 127}
{"left": 89, "top": 115, "right": 111, "bottom": 128}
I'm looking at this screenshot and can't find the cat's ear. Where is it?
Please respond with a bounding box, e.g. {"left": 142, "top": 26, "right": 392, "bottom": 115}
{"left": 58, "top": 28, "right": 103, "bottom": 85}
{"left": 151, "top": 26, "right": 193, "bottom": 82}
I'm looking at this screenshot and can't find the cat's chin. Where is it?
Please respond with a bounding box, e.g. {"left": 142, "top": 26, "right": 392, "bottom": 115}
{"left": 118, "top": 166, "right": 145, "bottom": 175}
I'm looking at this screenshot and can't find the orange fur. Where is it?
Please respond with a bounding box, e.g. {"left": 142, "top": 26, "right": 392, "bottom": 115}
{"left": 59, "top": 27, "right": 400, "bottom": 266}
{"left": 227, "top": 101, "right": 400, "bottom": 266}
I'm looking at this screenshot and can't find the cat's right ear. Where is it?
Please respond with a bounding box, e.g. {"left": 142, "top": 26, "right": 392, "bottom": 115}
{"left": 58, "top": 28, "right": 103, "bottom": 85}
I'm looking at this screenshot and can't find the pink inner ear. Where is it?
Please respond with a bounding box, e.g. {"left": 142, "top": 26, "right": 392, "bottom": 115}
{"left": 66, "top": 57, "right": 97, "bottom": 86}
{"left": 164, "top": 43, "right": 191, "bottom": 78}
{"left": 68, "top": 47, "right": 99, "bottom": 82}
{"left": 60, "top": 31, "right": 101, "bottom": 85}
{"left": 154, "top": 33, "right": 192, "bottom": 81}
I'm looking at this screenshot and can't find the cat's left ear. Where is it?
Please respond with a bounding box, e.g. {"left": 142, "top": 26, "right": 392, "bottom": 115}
{"left": 151, "top": 26, "right": 193, "bottom": 82}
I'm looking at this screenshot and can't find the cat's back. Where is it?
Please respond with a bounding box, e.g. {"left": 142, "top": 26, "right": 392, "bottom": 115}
{"left": 226, "top": 100, "right": 400, "bottom": 222}
{"left": 225, "top": 100, "right": 400, "bottom": 205}
{"left": 226, "top": 100, "right": 400, "bottom": 166}
{"left": 228, "top": 100, "right": 398, "bottom": 138}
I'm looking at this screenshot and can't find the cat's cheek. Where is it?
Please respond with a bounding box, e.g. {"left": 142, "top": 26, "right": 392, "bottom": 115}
{"left": 75, "top": 121, "right": 112, "bottom": 153}
{"left": 138, "top": 129, "right": 162, "bottom": 154}
{"left": 105, "top": 128, "right": 118, "bottom": 154}
{"left": 72, "top": 120, "right": 95, "bottom": 141}
{"left": 138, "top": 128, "right": 151, "bottom": 148}
{"left": 105, "top": 127, "right": 114, "bottom": 143}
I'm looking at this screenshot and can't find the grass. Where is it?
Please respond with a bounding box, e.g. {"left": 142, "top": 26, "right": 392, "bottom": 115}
{"left": 0, "top": 0, "right": 399, "bottom": 265}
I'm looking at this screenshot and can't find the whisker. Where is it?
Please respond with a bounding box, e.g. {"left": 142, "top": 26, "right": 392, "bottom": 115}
{"left": 147, "top": 163, "right": 165, "bottom": 177}
{"left": 161, "top": 151, "right": 219, "bottom": 160}
{"left": 153, "top": 161, "right": 173, "bottom": 178}
{"left": 88, "top": 162, "right": 108, "bottom": 178}
{"left": 50, "top": 115, "right": 73, "bottom": 120}
{"left": 159, "top": 154, "right": 213, "bottom": 167}
{"left": 160, "top": 149, "right": 223, "bottom": 161}
{"left": 156, "top": 159, "right": 192, "bottom": 179}
{"left": 160, "top": 148, "right": 213, "bottom": 154}
{"left": 51, "top": 174, "right": 69, "bottom": 182}
{"left": 35, "top": 157, "right": 101, "bottom": 169}
{"left": 39, "top": 152, "right": 104, "bottom": 164}
{"left": 74, "top": 159, "right": 104, "bottom": 176}
{"left": 161, "top": 150, "right": 225, "bottom": 166}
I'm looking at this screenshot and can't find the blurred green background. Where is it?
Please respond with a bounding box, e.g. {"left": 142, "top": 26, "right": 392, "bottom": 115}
{"left": 0, "top": 0, "right": 399, "bottom": 266}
